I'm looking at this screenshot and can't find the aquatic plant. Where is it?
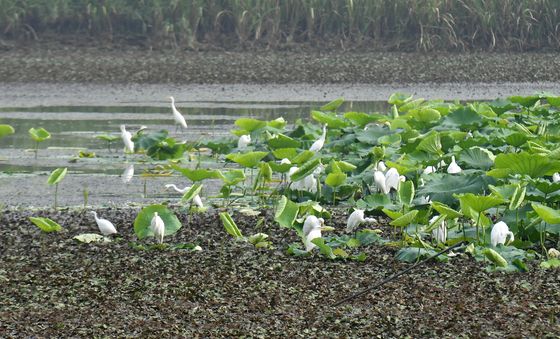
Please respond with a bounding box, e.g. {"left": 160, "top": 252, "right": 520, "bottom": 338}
{"left": 47, "top": 167, "right": 67, "bottom": 208}
{"left": 28, "top": 127, "right": 50, "bottom": 159}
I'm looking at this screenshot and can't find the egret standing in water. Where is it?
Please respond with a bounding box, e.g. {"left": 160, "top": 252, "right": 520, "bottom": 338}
{"left": 165, "top": 184, "right": 204, "bottom": 208}
{"left": 91, "top": 211, "right": 117, "bottom": 236}
{"left": 302, "top": 215, "right": 326, "bottom": 252}
{"left": 346, "top": 209, "right": 377, "bottom": 233}
{"left": 168, "top": 96, "right": 188, "bottom": 132}
{"left": 120, "top": 124, "right": 134, "bottom": 154}
{"left": 309, "top": 124, "right": 327, "bottom": 152}
{"left": 151, "top": 212, "right": 165, "bottom": 244}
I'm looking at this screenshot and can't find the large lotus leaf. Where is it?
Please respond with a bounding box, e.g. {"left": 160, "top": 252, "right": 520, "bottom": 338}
{"left": 172, "top": 165, "right": 222, "bottom": 182}
{"left": 459, "top": 147, "right": 495, "bottom": 170}
{"left": 396, "top": 247, "right": 442, "bottom": 263}
{"left": 226, "top": 151, "right": 268, "bottom": 168}
{"left": 271, "top": 148, "right": 298, "bottom": 160}
{"left": 29, "top": 127, "right": 51, "bottom": 142}
{"left": 343, "top": 112, "right": 384, "bottom": 128}
{"left": 326, "top": 172, "right": 346, "bottom": 187}
{"left": 469, "top": 102, "right": 497, "bottom": 118}
{"left": 417, "top": 173, "right": 494, "bottom": 205}
{"left": 547, "top": 96, "right": 560, "bottom": 107}
{"left": 29, "top": 217, "right": 62, "bottom": 233}
{"left": 356, "top": 194, "right": 396, "bottom": 211}
{"left": 320, "top": 97, "right": 344, "bottom": 112}
{"left": 388, "top": 93, "right": 414, "bottom": 106}
{"left": 181, "top": 183, "right": 203, "bottom": 203}
{"left": 267, "top": 117, "right": 287, "bottom": 129}
{"left": 268, "top": 161, "right": 292, "bottom": 174}
{"left": 408, "top": 108, "right": 441, "bottom": 123}
{"left": 504, "top": 132, "right": 530, "bottom": 148}
{"left": 134, "top": 205, "right": 181, "bottom": 239}
{"left": 488, "top": 184, "right": 518, "bottom": 200}
{"left": 47, "top": 167, "right": 67, "bottom": 185}
{"left": 378, "top": 133, "right": 401, "bottom": 146}
{"left": 488, "top": 99, "right": 517, "bottom": 115}
{"left": 147, "top": 138, "right": 187, "bottom": 160}
{"left": 441, "top": 106, "right": 483, "bottom": 128}
{"left": 482, "top": 248, "right": 508, "bottom": 267}
{"left": 355, "top": 125, "right": 389, "bottom": 145}
{"left": 489, "top": 152, "right": 560, "bottom": 178}
{"left": 389, "top": 210, "right": 419, "bottom": 227}
{"left": 267, "top": 133, "right": 301, "bottom": 149}
{"left": 220, "top": 169, "right": 246, "bottom": 185}
{"left": 291, "top": 150, "right": 315, "bottom": 164}
{"left": 335, "top": 160, "right": 357, "bottom": 172}
{"left": 509, "top": 185, "right": 526, "bottom": 210}
{"left": 508, "top": 95, "right": 541, "bottom": 108}
{"left": 0, "top": 124, "right": 15, "bottom": 138}
{"left": 530, "top": 178, "right": 560, "bottom": 194}
{"left": 399, "top": 98, "right": 425, "bottom": 112}
{"left": 398, "top": 181, "right": 415, "bottom": 206}
{"left": 455, "top": 193, "right": 505, "bottom": 214}
{"left": 235, "top": 118, "right": 266, "bottom": 132}
{"left": 431, "top": 201, "right": 462, "bottom": 219}
{"left": 290, "top": 158, "right": 321, "bottom": 182}
{"left": 311, "top": 111, "right": 348, "bottom": 128}
{"left": 133, "top": 130, "right": 167, "bottom": 150}
{"left": 417, "top": 131, "right": 442, "bottom": 156}
{"left": 531, "top": 203, "right": 560, "bottom": 224}
{"left": 275, "top": 196, "right": 299, "bottom": 229}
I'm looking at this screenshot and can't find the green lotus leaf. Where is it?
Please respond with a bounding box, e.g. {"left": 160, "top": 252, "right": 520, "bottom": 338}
{"left": 134, "top": 204, "right": 182, "bottom": 240}
{"left": 29, "top": 127, "right": 51, "bottom": 142}
{"left": 226, "top": 151, "right": 268, "bottom": 168}
{"left": 47, "top": 167, "right": 67, "bottom": 185}
{"left": 0, "top": 124, "right": 15, "bottom": 138}
{"left": 274, "top": 196, "right": 299, "bottom": 229}
{"left": 320, "top": 97, "right": 344, "bottom": 112}
{"left": 235, "top": 118, "right": 266, "bottom": 132}
{"left": 219, "top": 212, "right": 243, "bottom": 239}
{"left": 29, "top": 217, "right": 62, "bottom": 233}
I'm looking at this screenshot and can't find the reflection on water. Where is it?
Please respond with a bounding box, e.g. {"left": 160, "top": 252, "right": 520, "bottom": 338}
{"left": 122, "top": 164, "right": 134, "bottom": 183}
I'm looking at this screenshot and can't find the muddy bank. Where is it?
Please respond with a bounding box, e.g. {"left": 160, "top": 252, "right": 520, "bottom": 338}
{"left": 2, "top": 46, "right": 560, "bottom": 84}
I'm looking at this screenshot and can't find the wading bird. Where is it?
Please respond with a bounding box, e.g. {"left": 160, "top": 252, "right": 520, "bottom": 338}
{"left": 309, "top": 124, "right": 327, "bottom": 152}
{"left": 430, "top": 215, "right": 447, "bottom": 244}
{"left": 302, "top": 215, "right": 326, "bottom": 252}
{"left": 423, "top": 165, "right": 437, "bottom": 174}
{"left": 491, "top": 221, "right": 514, "bottom": 247}
{"left": 447, "top": 156, "right": 462, "bottom": 174}
{"left": 165, "top": 184, "right": 204, "bottom": 208}
{"left": 151, "top": 212, "right": 165, "bottom": 244}
{"left": 376, "top": 161, "right": 387, "bottom": 172}
{"left": 122, "top": 164, "right": 134, "bottom": 183}
{"left": 374, "top": 167, "right": 401, "bottom": 194}
{"left": 168, "top": 96, "right": 188, "bottom": 132}
{"left": 91, "top": 211, "right": 117, "bottom": 236}
{"left": 120, "top": 124, "right": 134, "bottom": 153}
{"left": 346, "top": 209, "right": 377, "bottom": 233}
{"left": 238, "top": 134, "right": 251, "bottom": 150}
{"left": 288, "top": 166, "right": 318, "bottom": 193}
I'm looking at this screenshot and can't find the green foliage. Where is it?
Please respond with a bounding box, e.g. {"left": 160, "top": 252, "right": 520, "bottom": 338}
{"left": 47, "top": 167, "right": 67, "bottom": 185}
{"left": 28, "top": 127, "right": 50, "bottom": 142}
{"left": 226, "top": 152, "right": 268, "bottom": 168}
{"left": 0, "top": 124, "right": 15, "bottom": 138}
{"left": 219, "top": 212, "right": 243, "bottom": 239}
{"left": 29, "top": 217, "right": 62, "bottom": 233}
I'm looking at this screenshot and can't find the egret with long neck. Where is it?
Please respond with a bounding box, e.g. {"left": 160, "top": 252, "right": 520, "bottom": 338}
{"left": 168, "top": 96, "right": 188, "bottom": 132}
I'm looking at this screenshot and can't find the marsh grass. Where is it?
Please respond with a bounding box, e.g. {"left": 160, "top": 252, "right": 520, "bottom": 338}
{"left": 1, "top": 0, "right": 560, "bottom": 51}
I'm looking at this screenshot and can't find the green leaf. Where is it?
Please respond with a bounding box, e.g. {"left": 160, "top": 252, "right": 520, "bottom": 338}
{"left": 531, "top": 203, "right": 560, "bottom": 224}
{"left": 133, "top": 205, "right": 182, "bottom": 240}
{"left": 389, "top": 210, "right": 419, "bottom": 227}
{"left": 310, "top": 238, "right": 336, "bottom": 259}
{"left": 456, "top": 193, "right": 505, "bottom": 214}
{"left": 133, "top": 130, "right": 167, "bottom": 151}
{"left": 29, "top": 217, "right": 62, "bottom": 233}
{"left": 459, "top": 147, "right": 495, "bottom": 170}
{"left": 290, "top": 158, "right": 321, "bottom": 182}
{"left": 320, "top": 97, "right": 344, "bottom": 111}
{"left": 28, "top": 127, "right": 51, "bottom": 142}
{"left": 95, "top": 134, "right": 119, "bottom": 142}
{"left": 267, "top": 117, "right": 287, "bottom": 129}
{"left": 343, "top": 111, "right": 383, "bottom": 128}
{"left": 274, "top": 196, "right": 299, "bottom": 228}
{"left": 483, "top": 248, "right": 508, "bottom": 267}
{"left": 396, "top": 247, "right": 442, "bottom": 263}
{"left": 388, "top": 93, "right": 413, "bottom": 106}
{"left": 219, "top": 212, "right": 244, "bottom": 239}
{"left": 398, "top": 181, "right": 415, "bottom": 206}
{"left": 47, "top": 168, "right": 67, "bottom": 185}
{"left": 540, "top": 258, "right": 560, "bottom": 269}
{"left": 417, "top": 131, "right": 442, "bottom": 155}
{"left": 172, "top": 165, "right": 222, "bottom": 182}
{"left": 325, "top": 172, "right": 346, "bottom": 187}
{"left": 431, "top": 201, "right": 462, "bottom": 219}
{"left": 146, "top": 138, "right": 187, "bottom": 160}
{"left": 0, "top": 124, "right": 15, "bottom": 138}
{"left": 335, "top": 161, "right": 357, "bottom": 172}
{"left": 272, "top": 148, "right": 298, "bottom": 160}
{"left": 220, "top": 169, "right": 246, "bottom": 186}
{"left": 509, "top": 185, "right": 526, "bottom": 210}
{"left": 378, "top": 133, "right": 401, "bottom": 146}
{"left": 441, "top": 106, "right": 482, "bottom": 128}
{"left": 181, "top": 183, "right": 203, "bottom": 203}
{"left": 310, "top": 111, "right": 348, "bottom": 128}
{"left": 267, "top": 133, "right": 301, "bottom": 149}
{"left": 291, "top": 150, "right": 315, "bottom": 164}
{"left": 417, "top": 174, "right": 494, "bottom": 205}
{"left": 489, "top": 152, "right": 560, "bottom": 178}
{"left": 226, "top": 151, "right": 268, "bottom": 168}
{"left": 409, "top": 108, "right": 441, "bottom": 123}
{"left": 235, "top": 118, "right": 266, "bottom": 132}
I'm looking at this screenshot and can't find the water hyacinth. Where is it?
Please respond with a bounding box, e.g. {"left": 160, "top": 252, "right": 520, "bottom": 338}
{"left": 491, "top": 221, "right": 514, "bottom": 247}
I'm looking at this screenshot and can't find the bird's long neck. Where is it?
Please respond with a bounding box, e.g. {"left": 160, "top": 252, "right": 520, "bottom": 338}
{"left": 321, "top": 125, "right": 327, "bottom": 139}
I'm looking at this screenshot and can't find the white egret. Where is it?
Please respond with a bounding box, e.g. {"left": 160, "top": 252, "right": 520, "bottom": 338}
{"left": 120, "top": 124, "right": 134, "bottom": 153}
{"left": 165, "top": 184, "right": 204, "bottom": 208}
{"left": 423, "top": 165, "right": 437, "bottom": 174}
{"left": 309, "top": 124, "right": 327, "bottom": 152}
{"left": 447, "top": 156, "right": 462, "bottom": 174}
{"left": 553, "top": 172, "right": 560, "bottom": 183}
{"left": 376, "top": 161, "right": 387, "bottom": 172}
{"left": 302, "top": 215, "right": 326, "bottom": 252}
{"left": 374, "top": 167, "right": 401, "bottom": 194}
{"left": 288, "top": 166, "right": 318, "bottom": 193}
{"left": 346, "top": 209, "right": 377, "bottom": 233}
{"left": 168, "top": 96, "right": 188, "bottom": 131}
{"left": 238, "top": 134, "right": 251, "bottom": 150}
{"left": 122, "top": 164, "right": 134, "bottom": 183}
{"left": 490, "top": 221, "right": 514, "bottom": 247}
{"left": 151, "top": 212, "right": 165, "bottom": 244}
{"left": 280, "top": 158, "right": 291, "bottom": 165}
{"left": 430, "top": 215, "right": 447, "bottom": 244}
{"left": 91, "top": 211, "right": 117, "bottom": 236}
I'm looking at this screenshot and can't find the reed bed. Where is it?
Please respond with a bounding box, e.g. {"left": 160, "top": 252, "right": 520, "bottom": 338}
{"left": 1, "top": 0, "right": 559, "bottom": 51}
